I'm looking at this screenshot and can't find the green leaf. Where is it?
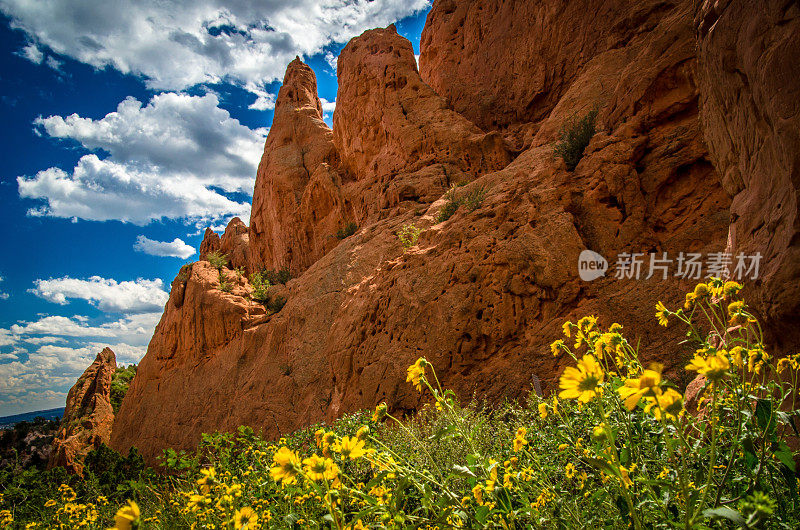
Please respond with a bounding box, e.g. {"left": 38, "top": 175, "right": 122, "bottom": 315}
{"left": 703, "top": 506, "right": 747, "bottom": 527}
{"left": 475, "top": 505, "right": 490, "bottom": 524}
{"left": 620, "top": 447, "right": 631, "bottom": 466}
{"left": 755, "top": 398, "right": 776, "bottom": 439}
{"left": 773, "top": 441, "right": 796, "bottom": 472}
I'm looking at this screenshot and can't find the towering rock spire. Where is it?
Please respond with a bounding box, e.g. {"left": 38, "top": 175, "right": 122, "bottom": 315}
{"left": 248, "top": 58, "right": 347, "bottom": 275}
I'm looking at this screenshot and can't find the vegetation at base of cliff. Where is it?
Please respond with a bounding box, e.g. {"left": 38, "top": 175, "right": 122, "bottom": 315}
{"left": 3, "top": 280, "right": 800, "bottom": 529}
{"left": 337, "top": 222, "right": 359, "bottom": 240}
{"left": 437, "top": 184, "right": 487, "bottom": 223}
{"left": 110, "top": 365, "right": 137, "bottom": 414}
{"left": 248, "top": 271, "right": 287, "bottom": 314}
{"left": 249, "top": 271, "right": 271, "bottom": 303}
{"left": 397, "top": 223, "right": 422, "bottom": 250}
{"left": 262, "top": 267, "right": 291, "bottom": 286}
{"left": 553, "top": 108, "right": 598, "bottom": 170}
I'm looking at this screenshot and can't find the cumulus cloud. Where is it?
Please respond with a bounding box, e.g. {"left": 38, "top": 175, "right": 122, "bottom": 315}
{"left": 19, "top": 93, "right": 263, "bottom": 224}
{"left": 0, "top": 0, "right": 430, "bottom": 97}
{"left": 0, "top": 312, "right": 158, "bottom": 413}
{"left": 29, "top": 276, "right": 169, "bottom": 313}
{"left": 10, "top": 312, "right": 160, "bottom": 344}
{"left": 0, "top": 328, "right": 15, "bottom": 347}
{"left": 320, "top": 97, "right": 336, "bottom": 115}
{"left": 134, "top": 235, "right": 196, "bottom": 259}
{"left": 0, "top": 275, "right": 7, "bottom": 300}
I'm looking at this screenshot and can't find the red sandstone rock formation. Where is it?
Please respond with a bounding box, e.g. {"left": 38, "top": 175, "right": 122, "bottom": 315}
{"left": 695, "top": 0, "right": 800, "bottom": 349}
{"left": 111, "top": 0, "right": 797, "bottom": 464}
{"left": 419, "top": 1, "right": 684, "bottom": 140}
{"left": 198, "top": 228, "right": 221, "bottom": 261}
{"left": 248, "top": 58, "right": 347, "bottom": 275}
{"left": 50, "top": 347, "right": 116, "bottom": 474}
{"left": 333, "top": 25, "right": 510, "bottom": 217}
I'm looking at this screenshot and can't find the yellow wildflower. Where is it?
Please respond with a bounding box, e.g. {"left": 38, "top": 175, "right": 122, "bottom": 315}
{"left": 617, "top": 363, "right": 663, "bottom": 410}
{"left": 550, "top": 339, "right": 565, "bottom": 356}
{"left": 372, "top": 403, "right": 387, "bottom": 422}
{"left": 513, "top": 427, "right": 528, "bottom": 452}
{"left": 693, "top": 283, "right": 710, "bottom": 298}
{"left": 565, "top": 463, "right": 576, "bottom": 480}
{"left": 619, "top": 466, "right": 633, "bottom": 489}
{"left": 406, "top": 358, "right": 426, "bottom": 391}
{"left": 270, "top": 447, "right": 301, "bottom": 485}
{"left": 233, "top": 507, "right": 258, "bottom": 530}
{"left": 333, "top": 436, "right": 366, "bottom": 460}
{"left": 730, "top": 346, "right": 745, "bottom": 370}
{"left": 723, "top": 281, "right": 742, "bottom": 297}
{"left": 684, "top": 292, "right": 696, "bottom": 310}
{"left": 728, "top": 300, "right": 747, "bottom": 326}
{"left": 472, "top": 484, "right": 483, "bottom": 505}
{"left": 559, "top": 354, "right": 605, "bottom": 403}
{"left": 686, "top": 351, "right": 730, "bottom": 381}
{"left": 109, "top": 500, "right": 140, "bottom": 530}
{"left": 655, "top": 301, "right": 669, "bottom": 327}
{"left": 355, "top": 425, "right": 369, "bottom": 441}
{"left": 644, "top": 388, "right": 684, "bottom": 420}
{"left": 302, "top": 454, "right": 339, "bottom": 482}
{"left": 538, "top": 402, "right": 548, "bottom": 419}
{"left": 314, "top": 428, "right": 325, "bottom": 448}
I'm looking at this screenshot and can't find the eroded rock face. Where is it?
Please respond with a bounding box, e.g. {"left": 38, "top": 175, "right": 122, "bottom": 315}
{"left": 248, "top": 58, "right": 348, "bottom": 276}
{"left": 50, "top": 348, "right": 116, "bottom": 474}
{"left": 110, "top": 0, "right": 800, "bottom": 464}
{"left": 199, "top": 228, "right": 221, "bottom": 261}
{"left": 333, "top": 25, "right": 510, "bottom": 216}
{"left": 695, "top": 0, "right": 800, "bottom": 349}
{"left": 419, "top": 0, "right": 685, "bottom": 138}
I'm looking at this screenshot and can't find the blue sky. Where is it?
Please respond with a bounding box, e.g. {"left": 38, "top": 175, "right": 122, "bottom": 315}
{"left": 0, "top": 0, "right": 431, "bottom": 416}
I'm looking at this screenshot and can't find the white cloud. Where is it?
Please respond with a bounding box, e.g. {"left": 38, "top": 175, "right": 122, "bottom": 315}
{"left": 247, "top": 85, "right": 276, "bottom": 110}
{"left": 324, "top": 51, "right": 337, "bottom": 72}
{"left": 18, "top": 42, "right": 43, "bottom": 64}
{"left": 20, "top": 92, "right": 264, "bottom": 225}
{"left": 0, "top": 275, "right": 7, "bottom": 300}
{"left": 320, "top": 97, "right": 336, "bottom": 115}
{"left": 0, "top": 303, "right": 161, "bottom": 415}
{"left": 10, "top": 312, "right": 159, "bottom": 347}
{"left": 134, "top": 235, "right": 196, "bottom": 259}
{"left": 0, "top": 338, "right": 147, "bottom": 413}
{"left": 35, "top": 93, "right": 265, "bottom": 188}
{"left": 0, "top": 328, "right": 15, "bottom": 347}
{"left": 45, "top": 55, "right": 62, "bottom": 71}
{"left": 29, "top": 276, "right": 168, "bottom": 313}
{"left": 0, "top": 0, "right": 431, "bottom": 97}
{"left": 23, "top": 336, "right": 66, "bottom": 345}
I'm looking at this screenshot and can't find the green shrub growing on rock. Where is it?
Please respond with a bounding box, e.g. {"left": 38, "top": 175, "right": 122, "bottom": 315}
{"left": 553, "top": 108, "right": 598, "bottom": 170}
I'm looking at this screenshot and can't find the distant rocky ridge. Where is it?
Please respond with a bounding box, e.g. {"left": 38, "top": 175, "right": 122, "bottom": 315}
{"left": 110, "top": 0, "right": 800, "bottom": 464}
{"left": 49, "top": 347, "right": 116, "bottom": 474}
